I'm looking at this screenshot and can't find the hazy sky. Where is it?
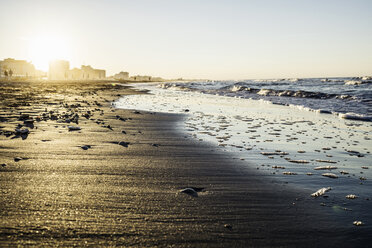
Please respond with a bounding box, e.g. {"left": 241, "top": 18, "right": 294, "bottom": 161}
{"left": 0, "top": 0, "right": 371, "bottom": 79}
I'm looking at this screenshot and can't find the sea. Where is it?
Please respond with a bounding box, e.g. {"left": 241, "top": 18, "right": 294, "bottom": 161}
{"left": 158, "top": 77, "right": 372, "bottom": 120}
{"left": 115, "top": 77, "right": 372, "bottom": 226}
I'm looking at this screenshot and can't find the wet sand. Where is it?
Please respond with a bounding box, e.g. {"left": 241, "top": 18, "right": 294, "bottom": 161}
{"left": 0, "top": 80, "right": 370, "bottom": 247}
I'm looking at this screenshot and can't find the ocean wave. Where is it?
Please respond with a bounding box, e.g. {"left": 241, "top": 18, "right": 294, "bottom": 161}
{"left": 345, "top": 80, "right": 372, "bottom": 85}
{"left": 230, "top": 85, "right": 353, "bottom": 100}
{"left": 156, "top": 78, "right": 371, "bottom": 121}
{"left": 338, "top": 113, "right": 372, "bottom": 121}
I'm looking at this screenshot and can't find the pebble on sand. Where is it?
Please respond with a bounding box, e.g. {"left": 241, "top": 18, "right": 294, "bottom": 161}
{"left": 353, "top": 221, "right": 364, "bottom": 226}
{"left": 118, "top": 141, "right": 130, "bottom": 147}
{"left": 68, "top": 126, "right": 81, "bottom": 131}
{"left": 283, "top": 171, "right": 297, "bottom": 175}
{"left": 14, "top": 157, "right": 22, "bottom": 162}
{"left": 180, "top": 188, "right": 198, "bottom": 197}
{"left": 346, "top": 194, "right": 358, "bottom": 199}
{"left": 311, "top": 187, "right": 331, "bottom": 197}
{"left": 15, "top": 128, "right": 29, "bottom": 134}
{"left": 81, "top": 145, "right": 91, "bottom": 150}
{"left": 322, "top": 173, "right": 338, "bottom": 179}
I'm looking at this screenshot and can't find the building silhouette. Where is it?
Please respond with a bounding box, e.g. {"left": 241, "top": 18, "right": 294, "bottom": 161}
{"left": 0, "top": 58, "right": 41, "bottom": 78}
{"left": 49, "top": 60, "right": 106, "bottom": 80}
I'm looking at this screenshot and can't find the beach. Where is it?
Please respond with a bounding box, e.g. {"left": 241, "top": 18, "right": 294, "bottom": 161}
{"left": 0, "top": 80, "right": 371, "bottom": 247}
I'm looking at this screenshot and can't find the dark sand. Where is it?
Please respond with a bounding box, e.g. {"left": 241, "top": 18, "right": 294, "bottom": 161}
{"left": 0, "top": 80, "right": 370, "bottom": 247}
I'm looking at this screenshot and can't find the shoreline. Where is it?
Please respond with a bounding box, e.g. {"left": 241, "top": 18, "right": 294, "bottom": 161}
{"left": 0, "top": 80, "right": 371, "bottom": 247}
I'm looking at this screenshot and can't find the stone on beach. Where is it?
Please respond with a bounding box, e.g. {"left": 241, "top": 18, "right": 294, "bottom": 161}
{"left": 180, "top": 188, "right": 198, "bottom": 197}
{"left": 353, "top": 221, "right": 364, "bottom": 226}
{"left": 15, "top": 128, "right": 29, "bottom": 134}
{"left": 311, "top": 187, "right": 331, "bottom": 197}
{"left": 283, "top": 171, "right": 297, "bottom": 175}
{"left": 322, "top": 173, "right": 338, "bottom": 179}
{"left": 118, "top": 141, "right": 130, "bottom": 147}
{"left": 81, "top": 145, "right": 91, "bottom": 150}
{"left": 346, "top": 194, "right": 358, "bottom": 199}
{"left": 68, "top": 126, "right": 81, "bottom": 131}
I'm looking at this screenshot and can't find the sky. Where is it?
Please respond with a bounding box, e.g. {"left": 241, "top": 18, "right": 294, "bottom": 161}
{"left": 0, "top": 0, "right": 371, "bottom": 79}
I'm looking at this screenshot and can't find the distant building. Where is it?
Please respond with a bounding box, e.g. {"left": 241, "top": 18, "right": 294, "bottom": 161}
{"left": 0, "top": 58, "right": 37, "bottom": 78}
{"left": 130, "top": 75, "right": 152, "bottom": 81}
{"left": 113, "top": 71, "right": 129, "bottom": 80}
{"left": 49, "top": 61, "right": 106, "bottom": 80}
{"left": 151, "top": 77, "right": 164, "bottom": 82}
{"left": 67, "top": 68, "right": 83, "bottom": 79}
{"left": 81, "top": 65, "right": 105, "bottom": 79}
{"left": 66, "top": 65, "right": 106, "bottom": 80}
{"left": 49, "top": 60, "right": 70, "bottom": 80}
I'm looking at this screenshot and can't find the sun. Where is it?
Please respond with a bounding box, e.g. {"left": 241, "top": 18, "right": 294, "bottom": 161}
{"left": 27, "top": 35, "right": 71, "bottom": 71}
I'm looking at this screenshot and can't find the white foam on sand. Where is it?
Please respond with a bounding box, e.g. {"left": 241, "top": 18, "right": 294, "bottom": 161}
{"left": 114, "top": 82, "right": 372, "bottom": 207}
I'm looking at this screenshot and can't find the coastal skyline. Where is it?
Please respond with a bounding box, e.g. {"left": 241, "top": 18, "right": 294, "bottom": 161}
{"left": 0, "top": 0, "right": 371, "bottom": 79}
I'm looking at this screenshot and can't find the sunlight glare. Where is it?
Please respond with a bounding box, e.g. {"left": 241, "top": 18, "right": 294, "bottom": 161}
{"left": 27, "top": 35, "right": 71, "bottom": 71}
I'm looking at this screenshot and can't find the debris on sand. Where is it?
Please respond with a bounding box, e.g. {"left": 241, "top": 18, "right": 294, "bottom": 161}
{"left": 118, "top": 141, "right": 130, "bottom": 147}
{"left": 15, "top": 128, "right": 29, "bottom": 134}
{"left": 224, "top": 224, "right": 233, "bottom": 230}
{"left": 322, "top": 173, "right": 338, "bottom": 179}
{"left": 315, "top": 159, "right": 337, "bottom": 164}
{"left": 261, "top": 151, "right": 289, "bottom": 156}
{"left": 81, "top": 145, "right": 91, "bottom": 150}
{"left": 288, "top": 159, "right": 309, "bottom": 164}
{"left": 314, "top": 166, "right": 338, "bottom": 170}
{"left": 353, "top": 221, "right": 364, "bottom": 226}
{"left": 68, "top": 126, "right": 81, "bottom": 131}
{"left": 14, "top": 157, "right": 22, "bottom": 162}
{"left": 283, "top": 171, "right": 298, "bottom": 175}
{"left": 180, "top": 188, "right": 198, "bottom": 197}
{"left": 346, "top": 194, "right": 358, "bottom": 199}
{"left": 311, "top": 187, "right": 331, "bottom": 197}
{"left": 272, "top": 165, "right": 285, "bottom": 169}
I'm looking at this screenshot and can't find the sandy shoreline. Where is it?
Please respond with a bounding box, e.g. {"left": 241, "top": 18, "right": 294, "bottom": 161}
{"left": 0, "top": 80, "right": 370, "bottom": 247}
